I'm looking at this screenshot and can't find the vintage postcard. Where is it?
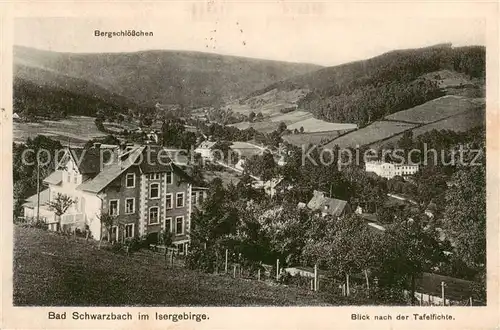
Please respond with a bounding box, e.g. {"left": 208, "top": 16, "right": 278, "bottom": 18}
{"left": 1, "top": 1, "right": 499, "bottom": 329}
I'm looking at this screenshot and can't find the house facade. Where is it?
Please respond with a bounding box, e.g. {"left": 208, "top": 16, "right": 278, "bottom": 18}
{"left": 24, "top": 145, "right": 202, "bottom": 252}
{"left": 365, "top": 161, "right": 419, "bottom": 179}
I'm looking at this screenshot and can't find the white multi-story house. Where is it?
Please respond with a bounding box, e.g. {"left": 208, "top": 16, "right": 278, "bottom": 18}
{"left": 365, "top": 161, "right": 419, "bottom": 179}
{"left": 22, "top": 145, "right": 207, "bottom": 253}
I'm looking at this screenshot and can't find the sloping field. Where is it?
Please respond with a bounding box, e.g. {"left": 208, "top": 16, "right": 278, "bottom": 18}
{"left": 420, "top": 69, "right": 475, "bottom": 89}
{"left": 269, "top": 110, "right": 312, "bottom": 123}
{"left": 287, "top": 118, "right": 357, "bottom": 133}
{"left": 14, "top": 116, "right": 106, "bottom": 146}
{"left": 230, "top": 88, "right": 309, "bottom": 116}
{"left": 229, "top": 121, "right": 280, "bottom": 133}
{"left": 369, "top": 107, "right": 485, "bottom": 149}
{"left": 282, "top": 129, "right": 355, "bottom": 147}
{"left": 230, "top": 110, "right": 357, "bottom": 135}
{"left": 323, "top": 121, "right": 417, "bottom": 149}
{"left": 13, "top": 226, "right": 331, "bottom": 306}
{"left": 385, "top": 95, "right": 484, "bottom": 124}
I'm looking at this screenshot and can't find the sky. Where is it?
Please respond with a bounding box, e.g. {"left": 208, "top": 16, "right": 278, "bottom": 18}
{"left": 14, "top": 9, "right": 486, "bottom": 67}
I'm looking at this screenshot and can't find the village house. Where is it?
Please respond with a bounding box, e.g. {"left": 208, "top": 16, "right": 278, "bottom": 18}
{"left": 194, "top": 140, "right": 217, "bottom": 160}
{"left": 306, "top": 190, "right": 350, "bottom": 218}
{"left": 365, "top": 161, "right": 419, "bottom": 179}
{"left": 23, "top": 144, "right": 205, "bottom": 253}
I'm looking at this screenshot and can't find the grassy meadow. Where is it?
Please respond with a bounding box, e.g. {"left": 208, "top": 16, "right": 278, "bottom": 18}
{"left": 13, "top": 226, "right": 333, "bottom": 306}
{"left": 13, "top": 116, "right": 106, "bottom": 146}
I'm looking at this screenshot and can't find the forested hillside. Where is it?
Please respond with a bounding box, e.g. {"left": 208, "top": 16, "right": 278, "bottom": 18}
{"left": 14, "top": 46, "right": 321, "bottom": 109}
{"left": 13, "top": 77, "right": 129, "bottom": 120}
{"left": 245, "top": 44, "right": 485, "bottom": 126}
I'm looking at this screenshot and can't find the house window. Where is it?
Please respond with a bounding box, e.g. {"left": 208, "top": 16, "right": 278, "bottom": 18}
{"left": 149, "top": 183, "right": 160, "bottom": 199}
{"left": 67, "top": 172, "right": 71, "bottom": 183}
{"left": 164, "top": 217, "right": 172, "bottom": 233}
{"left": 109, "top": 200, "right": 119, "bottom": 216}
{"left": 149, "top": 207, "right": 159, "bottom": 224}
{"left": 166, "top": 171, "right": 173, "bottom": 184}
{"left": 177, "top": 243, "right": 185, "bottom": 254}
{"left": 149, "top": 173, "right": 161, "bottom": 180}
{"left": 198, "top": 192, "right": 204, "bottom": 205}
{"left": 126, "top": 173, "right": 135, "bottom": 188}
{"left": 191, "top": 192, "right": 197, "bottom": 206}
{"left": 175, "top": 216, "right": 184, "bottom": 235}
{"left": 125, "top": 198, "right": 135, "bottom": 214}
{"left": 124, "top": 223, "right": 134, "bottom": 238}
{"left": 74, "top": 175, "right": 78, "bottom": 184}
{"left": 176, "top": 192, "right": 184, "bottom": 208}
{"left": 166, "top": 193, "right": 173, "bottom": 209}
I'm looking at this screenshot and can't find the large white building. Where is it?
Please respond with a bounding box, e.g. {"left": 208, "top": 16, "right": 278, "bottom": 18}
{"left": 365, "top": 161, "right": 419, "bottom": 179}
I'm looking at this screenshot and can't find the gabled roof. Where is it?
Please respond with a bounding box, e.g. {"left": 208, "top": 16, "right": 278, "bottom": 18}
{"left": 307, "top": 190, "right": 348, "bottom": 217}
{"left": 77, "top": 147, "right": 144, "bottom": 193}
{"left": 196, "top": 141, "right": 216, "bottom": 149}
{"left": 139, "top": 146, "right": 174, "bottom": 174}
{"left": 23, "top": 189, "right": 51, "bottom": 208}
{"left": 67, "top": 147, "right": 114, "bottom": 175}
{"left": 43, "top": 170, "right": 62, "bottom": 185}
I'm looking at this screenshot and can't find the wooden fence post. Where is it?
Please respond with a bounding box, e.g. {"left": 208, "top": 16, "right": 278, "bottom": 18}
{"left": 170, "top": 251, "right": 174, "bottom": 267}
{"left": 314, "top": 264, "right": 318, "bottom": 291}
{"left": 469, "top": 297, "right": 473, "bottom": 306}
{"left": 257, "top": 269, "right": 261, "bottom": 281}
{"left": 364, "top": 269, "right": 370, "bottom": 292}
{"left": 225, "top": 249, "right": 228, "bottom": 274}
{"left": 441, "top": 281, "right": 446, "bottom": 306}
{"left": 276, "top": 259, "right": 279, "bottom": 281}
{"left": 346, "top": 273, "right": 350, "bottom": 296}
{"left": 233, "top": 264, "right": 237, "bottom": 278}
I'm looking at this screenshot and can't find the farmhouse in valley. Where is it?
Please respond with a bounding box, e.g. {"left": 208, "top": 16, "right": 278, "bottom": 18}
{"left": 23, "top": 144, "right": 206, "bottom": 253}
{"left": 365, "top": 161, "right": 419, "bottom": 179}
{"left": 306, "top": 190, "right": 350, "bottom": 218}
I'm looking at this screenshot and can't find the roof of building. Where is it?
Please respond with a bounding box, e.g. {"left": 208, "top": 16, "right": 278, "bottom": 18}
{"left": 77, "top": 147, "right": 144, "bottom": 193}
{"left": 196, "top": 141, "right": 216, "bottom": 150}
{"left": 139, "top": 146, "right": 174, "bottom": 173}
{"left": 43, "top": 170, "right": 63, "bottom": 185}
{"left": 307, "top": 190, "right": 348, "bottom": 217}
{"left": 416, "top": 272, "right": 481, "bottom": 301}
{"left": 68, "top": 147, "right": 113, "bottom": 175}
{"left": 23, "top": 189, "right": 51, "bottom": 208}
{"left": 230, "top": 141, "right": 265, "bottom": 150}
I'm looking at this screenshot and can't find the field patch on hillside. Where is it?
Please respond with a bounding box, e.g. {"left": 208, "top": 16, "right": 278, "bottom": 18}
{"left": 230, "top": 110, "right": 357, "bottom": 135}
{"left": 282, "top": 129, "right": 355, "bottom": 147}
{"left": 369, "top": 107, "right": 485, "bottom": 149}
{"left": 384, "top": 95, "right": 484, "bottom": 124}
{"left": 287, "top": 118, "right": 357, "bottom": 133}
{"left": 323, "top": 121, "right": 418, "bottom": 149}
{"left": 14, "top": 116, "right": 105, "bottom": 146}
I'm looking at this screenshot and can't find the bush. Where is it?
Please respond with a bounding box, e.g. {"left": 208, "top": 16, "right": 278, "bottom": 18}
{"left": 125, "top": 236, "right": 144, "bottom": 253}
{"left": 185, "top": 246, "right": 217, "bottom": 273}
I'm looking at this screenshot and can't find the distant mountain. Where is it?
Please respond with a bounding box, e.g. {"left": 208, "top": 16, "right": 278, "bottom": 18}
{"left": 14, "top": 46, "right": 321, "bottom": 109}
{"left": 243, "top": 44, "right": 485, "bottom": 126}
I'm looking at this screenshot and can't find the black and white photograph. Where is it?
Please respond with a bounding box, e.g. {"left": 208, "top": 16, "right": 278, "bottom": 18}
{"left": 5, "top": 3, "right": 494, "bottom": 319}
